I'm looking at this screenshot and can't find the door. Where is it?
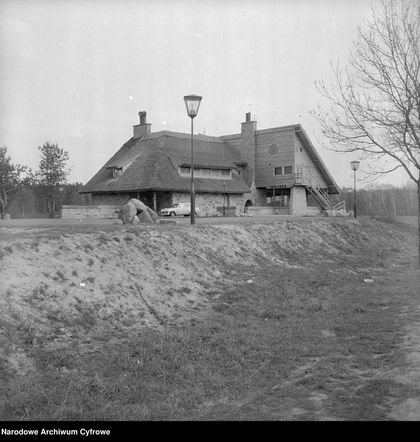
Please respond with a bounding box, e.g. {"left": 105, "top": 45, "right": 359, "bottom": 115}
{"left": 295, "top": 165, "right": 304, "bottom": 184}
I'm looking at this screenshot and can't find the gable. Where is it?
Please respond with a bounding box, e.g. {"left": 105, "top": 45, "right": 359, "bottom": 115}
{"left": 294, "top": 128, "right": 340, "bottom": 193}
{"left": 294, "top": 135, "right": 328, "bottom": 188}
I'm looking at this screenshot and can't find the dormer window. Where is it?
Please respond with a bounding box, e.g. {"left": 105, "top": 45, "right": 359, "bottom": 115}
{"left": 110, "top": 167, "right": 123, "bottom": 178}
{"left": 179, "top": 166, "right": 232, "bottom": 179}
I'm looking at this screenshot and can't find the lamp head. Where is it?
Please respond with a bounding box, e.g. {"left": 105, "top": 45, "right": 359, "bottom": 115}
{"left": 350, "top": 161, "right": 360, "bottom": 171}
{"left": 184, "top": 94, "right": 202, "bottom": 119}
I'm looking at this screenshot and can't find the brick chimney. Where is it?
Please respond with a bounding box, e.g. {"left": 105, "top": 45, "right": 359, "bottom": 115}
{"left": 133, "top": 111, "right": 151, "bottom": 138}
{"left": 241, "top": 113, "right": 257, "bottom": 187}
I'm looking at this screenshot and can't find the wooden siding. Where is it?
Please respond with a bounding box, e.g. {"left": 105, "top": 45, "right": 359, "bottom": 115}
{"left": 255, "top": 129, "right": 295, "bottom": 188}
{"left": 294, "top": 135, "right": 328, "bottom": 188}
{"left": 222, "top": 125, "right": 335, "bottom": 193}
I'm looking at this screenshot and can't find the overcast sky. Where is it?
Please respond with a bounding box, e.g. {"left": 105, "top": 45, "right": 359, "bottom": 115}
{"left": 0, "top": 0, "right": 410, "bottom": 188}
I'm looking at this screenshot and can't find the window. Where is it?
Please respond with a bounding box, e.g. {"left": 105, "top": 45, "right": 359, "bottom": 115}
{"left": 274, "top": 166, "right": 293, "bottom": 176}
{"left": 112, "top": 167, "right": 123, "bottom": 178}
{"left": 266, "top": 188, "right": 290, "bottom": 207}
{"left": 268, "top": 144, "right": 279, "bottom": 155}
{"left": 180, "top": 166, "right": 231, "bottom": 179}
{"left": 200, "top": 168, "right": 212, "bottom": 176}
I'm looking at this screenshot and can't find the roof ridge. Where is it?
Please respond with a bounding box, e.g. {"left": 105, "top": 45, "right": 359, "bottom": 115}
{"left": 144, "top": 130, "right": 223, "bottom": 142}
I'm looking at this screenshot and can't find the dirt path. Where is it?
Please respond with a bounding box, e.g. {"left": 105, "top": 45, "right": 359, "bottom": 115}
{"left": 189, "top": 243, "right": 420, "bottom": 421}
{"left": 389, "top": 301, "right": 420, "bottom": 420}
{"left": 388, "top": 216, "right": 420, "bottom": 419}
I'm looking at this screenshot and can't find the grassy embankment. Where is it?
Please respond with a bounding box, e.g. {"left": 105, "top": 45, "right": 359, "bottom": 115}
{"left": 1, "top": 216, "right": 419, "bottom": 420}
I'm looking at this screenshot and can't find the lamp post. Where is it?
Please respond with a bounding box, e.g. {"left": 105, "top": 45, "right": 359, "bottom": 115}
{"left": 347, "top": 189, "right": 352, "bottom": 214}
{"left": 350, "top": 161, "right": 360, "bottom": 218}
{"left": 222, "top": 181, "right": 226, "bottom": 216}
{"left": 184, "top": 94, "right": 202, "bottom": 225}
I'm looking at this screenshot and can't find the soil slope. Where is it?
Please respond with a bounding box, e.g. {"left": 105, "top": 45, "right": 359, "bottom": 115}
{"left": 0, "top": 217, "right": 418, "bottom": 420}
{"left": 0, "top": 219, "right": 403, "bottom": 341}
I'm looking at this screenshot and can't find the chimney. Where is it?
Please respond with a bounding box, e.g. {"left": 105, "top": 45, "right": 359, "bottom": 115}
{"left": 133, "top": 111, "right": 152, "bottom": 138}
{"left": 240, "top": 113, "right": 257, "bottom": 187}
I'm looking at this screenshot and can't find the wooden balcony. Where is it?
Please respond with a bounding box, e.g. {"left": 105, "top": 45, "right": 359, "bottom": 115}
{"left": 293, "top": 172, "right": 310, "bottom": 186}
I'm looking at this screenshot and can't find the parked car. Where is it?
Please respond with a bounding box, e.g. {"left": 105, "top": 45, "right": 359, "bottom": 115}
{"left": 160, "top": 203, "right": 200, "bottom": 217}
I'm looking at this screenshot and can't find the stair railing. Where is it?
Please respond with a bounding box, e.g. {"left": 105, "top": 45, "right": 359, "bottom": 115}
{"left": 294, "top": 171, "right": 344, "bottom": 212}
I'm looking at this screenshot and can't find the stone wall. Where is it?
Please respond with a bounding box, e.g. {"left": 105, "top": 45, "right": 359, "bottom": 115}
{"left": 61, "top": 205, "right": 120, "bottom": 219}
{"left": 247, "top": 206, "right": 289, "bottom": 216}
{"left": 172, "top": 192, "right": 247, "bottom": 217}
{"left": 253, "top": 187, "right": 267, "bottom": 206}
{"left": 77, "top": 189, "right": 318, "bottom": 218}
{"left": 66, "top": 192, "right": 249, "bottom": 218}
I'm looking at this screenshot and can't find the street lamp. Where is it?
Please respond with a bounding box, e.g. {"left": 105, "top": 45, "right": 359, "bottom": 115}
{"left": 184, "top": 94, "right": 202, "bottom": 225}
{"left": 350, "top": 161, "right": 360, "bottom": 218}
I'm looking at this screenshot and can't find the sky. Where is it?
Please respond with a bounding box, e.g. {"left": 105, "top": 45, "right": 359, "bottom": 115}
{"left": 0, "top": 0, "right": 411, "bottom": 188}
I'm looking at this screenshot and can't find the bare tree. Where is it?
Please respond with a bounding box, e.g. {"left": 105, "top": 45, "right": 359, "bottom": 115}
{"left": 313, "top": 0, "right": 420, "bottom": 263}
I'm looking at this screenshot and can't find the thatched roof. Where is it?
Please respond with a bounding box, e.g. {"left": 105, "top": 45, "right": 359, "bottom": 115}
{"left": 81, "top": 132, "right": 250, "bottom": 194}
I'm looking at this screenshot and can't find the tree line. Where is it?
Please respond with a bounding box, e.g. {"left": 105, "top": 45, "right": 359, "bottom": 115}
{"left": 339, "top": 184, "right": 418, "bottom": 218}
{"left": 0, "top": 142, "right": 85, "bottom": 219}
{"left": 7, "top": 182, "right": 85, "bottom": 219}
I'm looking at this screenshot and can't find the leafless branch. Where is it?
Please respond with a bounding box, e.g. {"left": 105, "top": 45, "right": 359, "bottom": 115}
{"left": 312, "top": 0, "right": 420, "bottom": 185}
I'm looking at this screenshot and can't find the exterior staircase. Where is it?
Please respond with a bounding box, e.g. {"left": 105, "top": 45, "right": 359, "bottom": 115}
{"left": 296, "top": 172, "right": 345, "bottom": 216}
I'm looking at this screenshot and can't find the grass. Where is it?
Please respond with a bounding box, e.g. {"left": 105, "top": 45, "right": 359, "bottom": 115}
{"left": 5, "top": 261, "right": 418, "bottom": 420}
{"left": 2, "top": 217, "right": 420, "bottom": 420}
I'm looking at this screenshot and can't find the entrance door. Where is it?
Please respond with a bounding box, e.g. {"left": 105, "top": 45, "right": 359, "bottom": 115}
{"left": 244, "top": 200, "right": 253, "bottom": 213}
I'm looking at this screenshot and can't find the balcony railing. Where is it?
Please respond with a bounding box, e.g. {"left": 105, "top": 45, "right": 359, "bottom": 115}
{"left": 268, "top": 172, "right": 343, "bottom": 213}
{"left": 294, "top": 172, "right": 306, "bottom": 186}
